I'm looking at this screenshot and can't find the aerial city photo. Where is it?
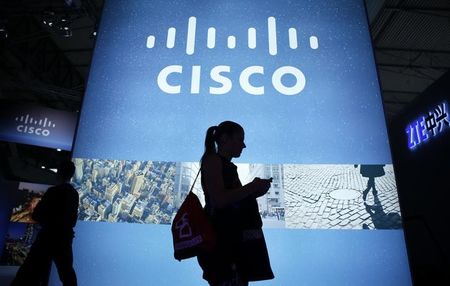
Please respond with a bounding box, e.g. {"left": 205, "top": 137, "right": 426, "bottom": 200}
{"left": 72, "top": 158, "right": 286, "bottom": 228}
{"left": 73, "top": 158, "right": 177, "bottom": 224}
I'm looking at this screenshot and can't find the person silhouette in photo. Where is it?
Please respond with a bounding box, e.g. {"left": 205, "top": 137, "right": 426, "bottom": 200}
{"left": 354, "top": 164, "right": 385, "bottom": 201}
{"left": 11, "top": 160, "right": 79, "bottom": 286}
{"left": 362, "top": 193, "right": 402, "bottom": 230}
{"left": 197, "top": 121, "right": 274, "bottom": 286}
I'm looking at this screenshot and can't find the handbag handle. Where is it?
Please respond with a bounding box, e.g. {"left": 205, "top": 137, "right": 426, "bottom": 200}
{"left": 188, "top": 168, "right": 201, "bottom": 194}
{"left": 189, "top": 168, "right": 214, "bottom": 214}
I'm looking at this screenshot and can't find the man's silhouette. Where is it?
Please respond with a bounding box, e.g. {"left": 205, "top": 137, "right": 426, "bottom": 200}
{"left": 11, "top": 160, "right": 79, "bottom": 286}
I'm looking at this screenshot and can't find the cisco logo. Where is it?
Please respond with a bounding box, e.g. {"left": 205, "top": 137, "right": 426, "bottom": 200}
{"left": 147, "top": 17, "right": 319, "bottom": 96}
{"left": 15, "top": 114, "right": 56, "bottom": 137}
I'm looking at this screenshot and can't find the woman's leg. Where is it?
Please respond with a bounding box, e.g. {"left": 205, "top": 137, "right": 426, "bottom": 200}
{"left": 209, "top": 269, "right": 248, "bottom": 286}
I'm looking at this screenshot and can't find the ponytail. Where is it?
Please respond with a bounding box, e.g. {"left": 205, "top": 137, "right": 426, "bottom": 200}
{"left": 201, "top": 126, "right": 218, "bottom": 163}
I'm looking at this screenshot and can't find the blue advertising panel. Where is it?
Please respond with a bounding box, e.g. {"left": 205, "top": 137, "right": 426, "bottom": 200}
{"left": 0, "top": 103, "right": 77, "bottom": 151}
{"left": 66, "top": 0, "right": 412, "bottom": 285}
{"left": 74, "top": 0, "right": 391, "bottom": 164}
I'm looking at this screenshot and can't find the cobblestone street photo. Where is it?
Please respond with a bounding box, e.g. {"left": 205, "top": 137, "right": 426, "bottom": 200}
{"left": 284, "top": 164, "right": 402, "bottom": 230}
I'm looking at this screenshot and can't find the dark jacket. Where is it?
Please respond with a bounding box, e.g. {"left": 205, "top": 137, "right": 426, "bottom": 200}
{"left": 32, "top": 183, "right": 79, "bottom": 237}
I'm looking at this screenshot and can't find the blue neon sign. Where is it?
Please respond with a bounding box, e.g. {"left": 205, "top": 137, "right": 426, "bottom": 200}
{"left": 406, "top": 101, "right": 450, "bottom": 150}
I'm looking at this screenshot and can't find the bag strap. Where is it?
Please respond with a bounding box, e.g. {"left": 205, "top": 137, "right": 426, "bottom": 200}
{"left": 188, "top": 168, "right": 201, "bottom": 194}
{"left": 189, "top": 168, "right": 214, "bottom": 215}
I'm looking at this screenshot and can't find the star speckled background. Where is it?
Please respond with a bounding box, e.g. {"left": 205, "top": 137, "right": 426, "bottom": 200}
{"left": 74, "top": 0, "right": 391, "bottom": 165}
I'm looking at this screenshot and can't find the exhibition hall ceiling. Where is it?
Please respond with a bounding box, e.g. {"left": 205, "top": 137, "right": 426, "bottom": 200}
{"left": 367, "top": 0, "right": 450, "bottom": 120}
{"left": 0, "top": 0, "right": 449, "bottom": 121}
{"left": 0, "top": 0, "right": 449, "bottom": 183}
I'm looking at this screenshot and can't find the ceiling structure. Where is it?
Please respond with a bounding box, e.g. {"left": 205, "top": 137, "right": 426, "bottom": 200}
{"left": 1, "top": 0, "right": 449, "bottom": 119}
{"left": 0, "top": 0, "right": 101, "bottom": 112}
{"left": 367, "top": 0, "right": 450, "bottom": 121}
{"left": 0, "top": 0, "right": 449, "bottom": 182}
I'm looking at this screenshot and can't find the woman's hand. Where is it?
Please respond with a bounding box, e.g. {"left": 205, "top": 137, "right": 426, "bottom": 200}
{"left": 248, "top": 177, "right": 272, "bottom": 197}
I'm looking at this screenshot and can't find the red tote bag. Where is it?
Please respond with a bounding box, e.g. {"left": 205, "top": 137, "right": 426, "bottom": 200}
{"left": 171, "top": 171, "right": 216, "bottom": 261}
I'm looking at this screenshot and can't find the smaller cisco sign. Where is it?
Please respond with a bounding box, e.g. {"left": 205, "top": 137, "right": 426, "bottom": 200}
{"left": 0, "top": 103, "right": 77, "bottom": 150}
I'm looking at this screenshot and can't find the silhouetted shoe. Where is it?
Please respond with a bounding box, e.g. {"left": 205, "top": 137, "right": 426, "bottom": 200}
{"left": 362, "top": 189, "right": 369, "bottom": 201}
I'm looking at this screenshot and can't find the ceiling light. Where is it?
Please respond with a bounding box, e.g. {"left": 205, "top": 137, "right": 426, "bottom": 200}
{"left": 62, "top": 29, "right": 72, "bottom": 37}
{"left": 0, "top": 27, "right": 7, "bottom": 39}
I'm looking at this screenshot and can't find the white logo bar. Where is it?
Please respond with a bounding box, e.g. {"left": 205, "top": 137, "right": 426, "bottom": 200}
{"left": 207, "top": 27, "right": 216, "bottom": 49}
{"left": 167, "top": 27, "right": 176, "bottom": 49}
{"left": 248, "top": 27, "right": 256, "bottom": 49}
{"left": 268, "top": 16, "right": 277, "bottom": 56}
{"left": 15, "top": 114, "right": 56, "bottom": 128}
{"left": 227, "top": 35, "right": 236, "bottom": 49}
{"left": 146, "top": 16, "right": 319, "bottom": 56}
{"left": 288, "top": 28, "right": 298, "bottom": 49}
{"left": 310, "top": 36, "right": 319, "bottom": 50}
{"left": 186, "top": 16, "right": 197, "bottom": 55}
{"left": 146, "top": 35, "right": 155, "bottom": 49}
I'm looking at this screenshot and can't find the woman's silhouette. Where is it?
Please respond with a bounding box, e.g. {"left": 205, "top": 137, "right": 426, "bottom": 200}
{"left": 197, "top": 121, "right": 274, "bottom": 286}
